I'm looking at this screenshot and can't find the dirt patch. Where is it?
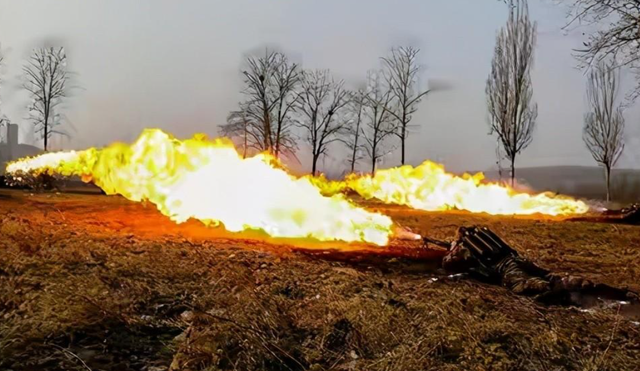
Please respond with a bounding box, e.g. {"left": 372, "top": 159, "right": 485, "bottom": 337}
{"left": 1, "top": 189, "right": 639, "bottom": 370}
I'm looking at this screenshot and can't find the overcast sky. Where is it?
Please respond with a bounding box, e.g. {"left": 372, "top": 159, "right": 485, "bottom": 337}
{"left": 0, "top": 0, "right": 639, "bottom": 174}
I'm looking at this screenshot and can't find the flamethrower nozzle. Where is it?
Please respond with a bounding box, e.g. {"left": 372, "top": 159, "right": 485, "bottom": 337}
{"left": 393, "top": 225, "right": 452, "bottom": 250}
{"left": 422, "top": 236, "right": 453, "bottom": 250}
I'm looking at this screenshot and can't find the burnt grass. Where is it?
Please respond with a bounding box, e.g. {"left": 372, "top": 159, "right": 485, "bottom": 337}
{"left": 1, "top": 189, "right": 640, "bottom": 370}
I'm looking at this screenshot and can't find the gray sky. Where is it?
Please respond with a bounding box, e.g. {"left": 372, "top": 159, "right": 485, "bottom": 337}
{"left": 0, "top": 0, "right": 639, "bottom": 174}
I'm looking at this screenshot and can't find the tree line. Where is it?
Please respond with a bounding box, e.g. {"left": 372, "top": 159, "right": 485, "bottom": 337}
{"left": 220, "top": 46, "right": 430, "bottom": 175}
{"left": 488, "top": 0, "right": 627, "bottom": 201}
{"left": 221, "top": 0, "right": 632, "bottom": 201}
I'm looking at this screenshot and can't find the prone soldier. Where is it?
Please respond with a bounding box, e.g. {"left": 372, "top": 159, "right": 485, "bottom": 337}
{"left": 427, "top": 226, "right": 638, "bottom": 306}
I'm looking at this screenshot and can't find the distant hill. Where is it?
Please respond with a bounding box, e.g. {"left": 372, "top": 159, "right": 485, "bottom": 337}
{"left": 482, "top": 166, "right": 640, "bottom": 203}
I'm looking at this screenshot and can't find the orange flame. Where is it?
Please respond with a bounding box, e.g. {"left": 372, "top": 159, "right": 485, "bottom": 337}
{"left": 310, "top": 161, "right": 589, "bottom": 216}
{"left": 6, "top": 129, "right": 393, "bottom": 245}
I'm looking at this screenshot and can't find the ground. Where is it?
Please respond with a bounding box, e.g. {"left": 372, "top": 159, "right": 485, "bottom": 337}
{"left": 1, "top": 188, "right": 639, "bottom": 371}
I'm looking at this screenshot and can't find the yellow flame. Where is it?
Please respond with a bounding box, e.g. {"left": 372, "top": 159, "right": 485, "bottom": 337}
{"left": 6, "top": 129, "right": 393, "bottom": 245}
{"left": 306, "top": 173, "right": 348, "bottom": 196}
{"left": 313, "top": 161, "right": 589, "bottom": 216}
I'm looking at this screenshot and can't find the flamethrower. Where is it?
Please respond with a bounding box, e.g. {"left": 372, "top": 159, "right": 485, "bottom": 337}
{"left": 405, "top": 225, "right": 639, "bottom": 306}
{"left": 569, "top": 203, "right": 640, "bottom": 225}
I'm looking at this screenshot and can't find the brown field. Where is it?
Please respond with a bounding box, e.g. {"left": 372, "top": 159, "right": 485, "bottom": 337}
{"left": 1, "top": 188, "right": 640, "bottom": 371}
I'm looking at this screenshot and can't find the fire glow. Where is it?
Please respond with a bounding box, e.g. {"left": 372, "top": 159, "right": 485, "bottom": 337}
{"left": 6, "top": 129, "right": 590, "bottom": 247}
{"left": 6, "top": 129, "right": 394, "bottom": 246}
{"left": 310, "top": 163, "right": 589, "bottom": 216}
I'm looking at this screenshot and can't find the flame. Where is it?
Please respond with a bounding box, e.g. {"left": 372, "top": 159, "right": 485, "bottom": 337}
{"left": 312, "top": 161, "right": 589, "bottom": 216}
{"left": 6, "top": 129, "right": 393, "bottom": 245}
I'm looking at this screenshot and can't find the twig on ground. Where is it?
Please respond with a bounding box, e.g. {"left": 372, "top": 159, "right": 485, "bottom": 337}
{"left": 51, "top": 344, "right": 93, "bottom": 371}
{"left": 596, "top": 303, "right": 622, "bottom": 368}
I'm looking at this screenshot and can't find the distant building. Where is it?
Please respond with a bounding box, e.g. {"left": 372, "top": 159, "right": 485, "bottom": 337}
{"left": 0, "top": 124, "right": 42, "bottom": 174}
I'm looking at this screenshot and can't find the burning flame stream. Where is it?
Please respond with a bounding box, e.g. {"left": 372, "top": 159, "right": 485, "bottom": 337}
{"left": 6, "top": 129, "right": 589, "bottom": 246}
{"left": 310, "top": 162, "right": 589, "bottom": 216}
{"left": 6, "top": 129, "right": 393, "bottom": 245}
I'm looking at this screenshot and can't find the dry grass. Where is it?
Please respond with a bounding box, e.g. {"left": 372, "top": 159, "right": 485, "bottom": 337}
{"left": 1, "top": 189, "right": 639, "bottom": 370}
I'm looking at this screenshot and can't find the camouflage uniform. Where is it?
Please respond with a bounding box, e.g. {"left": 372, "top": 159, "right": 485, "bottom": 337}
{"left": 441, "top": 226, "right": 637, "bottom": 304}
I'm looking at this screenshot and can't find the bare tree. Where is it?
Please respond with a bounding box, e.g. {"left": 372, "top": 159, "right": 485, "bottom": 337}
{"left": 23, "top": 47, "right": 69, "bottom": 151}
{"left": 297, "top": 70, "right": 351, "bottom": 175}
{"left": 361, "top": 71, "right": 397, "bottom": 174}
{"left": 234, "top": 50, "right": 300, "bottom": 158}
{"left": 486, "top": 0, "right": 538, "bottom": 186}
{"left": 271, "top": 57, "right": 301, "bottom": 157}
{"left": 382, "top": 46, "right": 430, "bottom": 165}
{"left": 220, "top": 110, "right": 253, "bottom": 158}
{"left": 583, "top": 61, "right": 625, "bottom": 202}
{"left": 566, "top": 1, "right": 640, "bottom": 99}
{"left": 344, "top": 90, "right": 367, "bottom": 173}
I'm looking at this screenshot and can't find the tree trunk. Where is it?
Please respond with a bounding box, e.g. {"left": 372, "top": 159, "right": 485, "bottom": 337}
{"left": 44, "top": 116, "right": 49, "bottom": 152}
{"left": 605, "top": 165, "right": 611, "bottom": 202}
{"left": 350, "top": 116, "right": 361, "bottom": 173}
{"left": 510, "top": 156, "right": 515, "bottom": 187}
{"left": 371, "top": 155, "right": 376, "bottom": 175}
{"left": 400, "top": 125, "right": 406, "bottom": 165}
{"left": 371, "top": 138, "right": 377, "bottom": 174}
{"left": 350, "top": 148, "right": 356, "bottom": 173}
{"left": 262, "top": 107, "right": 270, "bottom": 151}
{"left": 312, "top": 154, "right": 318, "bottom": 176}
{"left": 274, "top": 116, "right": 283, "bottom": 158}
{"left": 242, "top": 122, "right": 247, "bottom": 159}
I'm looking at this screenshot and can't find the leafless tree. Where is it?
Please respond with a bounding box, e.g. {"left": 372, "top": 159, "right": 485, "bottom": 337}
{"left": 343, "top": 89, "right": 367, "bottom": 173}
{"left": 486, "top": 0, "right": 538, "bottom": 186}
{"left": 297, "top": 70, "right": 351, "bottom": 175}
{"left": 271, "top": 56, "right": 302, "bottom": 157}
{"left": 361, "top": 71, "right": 397, "bottom": 174}
{"left": 219, "top": 110, "right": 253, "bottom": 158}
{"left": 382, "top": 46, "right": 430, "bottom": 165}
{"left": 566, "top": 0, "right": 640, "bottom": 99}
{"left": 583, "top": 61, "right": 625, "bottom": 202}
{"left": 233, "top": 50, "right": 301, "bottom": 158}
{"left": 23, "top": 47, "right": 69, "bottom": 151}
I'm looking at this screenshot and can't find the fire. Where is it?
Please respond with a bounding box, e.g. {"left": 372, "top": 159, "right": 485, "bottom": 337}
{"left": 313, "top": 161, "right": 589, "bottom": 216}
{"left": 5, "top": 129, "right": 589, "bottom": 245}
{"left": 6, "top": 129, "right": 393, "bottom": 245}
